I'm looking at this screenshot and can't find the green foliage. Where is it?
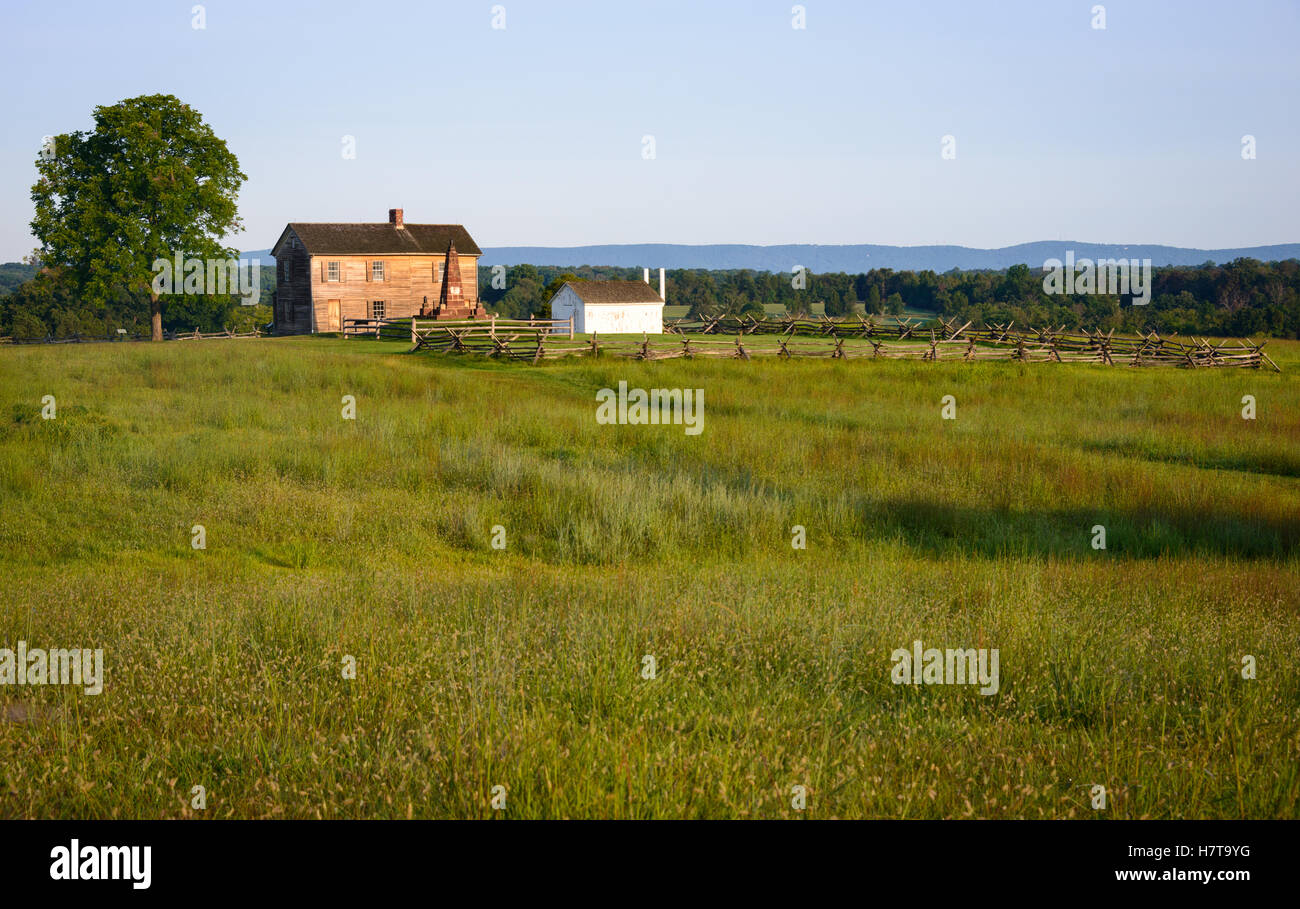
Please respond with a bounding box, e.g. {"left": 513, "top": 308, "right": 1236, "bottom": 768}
{"left": 536, "top": 272, "right": 579, "bottom": 320}
{"left": 224, "top": 304, "right": 272, "bottom": 334}
{"left": 866, "top": 284, "right": 882, "bottom": 314}
{"left": 0, "top": 266, "right": 264, "bottom": 340}
{"left": 0, "top": 262, "right": 38, "bottom": 296}
{"left": 29, "top": 94, "right": 246, "bottom": 339}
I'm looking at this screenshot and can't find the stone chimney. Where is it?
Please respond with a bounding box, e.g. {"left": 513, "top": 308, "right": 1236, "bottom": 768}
{"left": 389, "top": 208, "right": 404, "bottom": 229}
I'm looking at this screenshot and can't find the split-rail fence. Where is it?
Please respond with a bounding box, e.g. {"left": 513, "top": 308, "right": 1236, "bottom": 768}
{"left": 344, "top": 314, "right": 1280, "bottom": 370}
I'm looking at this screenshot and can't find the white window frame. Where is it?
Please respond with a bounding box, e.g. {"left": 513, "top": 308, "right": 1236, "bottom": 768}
{"left": 370, "top": 300, "right": 385, "bottom": 320}
{"left": 371, "top": 260, "right": 385, "bottom": 282}
{"left": 327, "top": 261, "right": 341, "bottom": 282}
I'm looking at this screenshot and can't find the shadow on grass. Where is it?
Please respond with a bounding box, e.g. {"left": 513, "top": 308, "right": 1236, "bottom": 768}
{"left": 863, "top": 499, "right": 1299, "bottom": 559}
{"left": 1081, "top": 439, "right": 1300, "bottom": 479}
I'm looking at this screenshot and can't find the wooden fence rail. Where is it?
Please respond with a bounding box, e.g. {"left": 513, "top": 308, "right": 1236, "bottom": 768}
{"left": 341, "top": 318, "right": 413, "bottom": 341}
{"left": 407, "top": 314, "right": 574, "bottom": 361}
{"left": 173, "top": 328, "right": 262, "bottom": 341}
{"left": 3, "top": 328, "right": 261, "bottom": 344}
{"left": 405, "top": 315, "right": 1278, "bottom": 370}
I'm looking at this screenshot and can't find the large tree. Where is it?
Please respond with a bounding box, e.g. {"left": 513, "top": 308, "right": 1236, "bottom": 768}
{"left": 31, "top": 94, "right": 246, "bottom": 340}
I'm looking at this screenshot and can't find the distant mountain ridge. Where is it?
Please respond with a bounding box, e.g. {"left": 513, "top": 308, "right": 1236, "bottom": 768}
{"left": 475, "top": 242, "right": 1300, "bottom": 272}
{"left": 239, "top": 242, "right": 1300, "bottom": 274}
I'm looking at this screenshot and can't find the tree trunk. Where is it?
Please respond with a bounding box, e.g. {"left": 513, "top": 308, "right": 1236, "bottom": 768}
{"left": 150, "top": 293, "right": 162, "bottom": 341}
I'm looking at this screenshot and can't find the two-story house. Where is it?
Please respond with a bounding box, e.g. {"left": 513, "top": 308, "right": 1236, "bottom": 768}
{"left": 270, "top": 209, "right": 483, "bottom": 333}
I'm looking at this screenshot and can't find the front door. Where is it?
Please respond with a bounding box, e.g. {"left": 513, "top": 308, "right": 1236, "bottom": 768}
{"left": 328, "top": 299, "right": 341, "bottom": 332}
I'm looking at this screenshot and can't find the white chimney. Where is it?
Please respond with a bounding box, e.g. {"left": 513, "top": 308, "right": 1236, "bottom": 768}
{"left": 658, "top": 267, "right": 666, "bottom": 302}
{"left": 643, "top": 267, "right": 650, "bottom": 285}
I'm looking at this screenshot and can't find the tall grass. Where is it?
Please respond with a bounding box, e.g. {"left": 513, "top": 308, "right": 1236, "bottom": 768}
{"left": 0, "top": 337, "right": 1296, "bottom": 818}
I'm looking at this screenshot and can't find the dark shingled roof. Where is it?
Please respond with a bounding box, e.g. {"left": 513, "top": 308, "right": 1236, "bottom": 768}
{"left": 564, "top": 280, "right": 664, "bottom": 305}
{"left": 286, "top": 223, "right": 481, "bottom": 257}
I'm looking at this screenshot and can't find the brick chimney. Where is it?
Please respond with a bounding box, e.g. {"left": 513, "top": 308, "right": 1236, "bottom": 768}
{"left": 389, "top": 208, "right": 404, "bottom": 228}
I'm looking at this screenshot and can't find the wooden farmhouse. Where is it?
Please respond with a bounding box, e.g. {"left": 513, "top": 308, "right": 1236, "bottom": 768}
{"left": 547, "top": 269, "right": 666, "bottom": 334}
{"left": 270, "top": 209, "right": 482, "bottom": 333}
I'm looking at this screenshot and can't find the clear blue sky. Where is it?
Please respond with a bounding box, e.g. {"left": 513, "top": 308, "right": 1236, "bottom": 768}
{"left": 1, "top": 0, "right": 1297, "bottom": 260}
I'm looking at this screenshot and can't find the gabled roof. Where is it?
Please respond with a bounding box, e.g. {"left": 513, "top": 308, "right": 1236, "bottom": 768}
{"left": 274, "top": 223, "right": 481, "bottom": 257}
{"left": 562, "top": 280, "right": 664, "bottom": 305}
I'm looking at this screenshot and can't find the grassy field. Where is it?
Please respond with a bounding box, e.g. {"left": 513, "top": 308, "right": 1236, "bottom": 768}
{"left": 1, "top": 335, "right": 1297, "bottom": 819}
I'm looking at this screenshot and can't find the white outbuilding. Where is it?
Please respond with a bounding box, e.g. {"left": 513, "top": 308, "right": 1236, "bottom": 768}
{"left": 547, "top": 268, "right": 666, "bottom": 334}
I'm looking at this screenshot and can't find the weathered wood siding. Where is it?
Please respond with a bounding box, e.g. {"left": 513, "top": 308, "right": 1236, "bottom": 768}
{"left": 306, "top": 255, "right": 479, "bottom": 330}
{"left": 273, "top": 232, "right": 314, "bottom": 334}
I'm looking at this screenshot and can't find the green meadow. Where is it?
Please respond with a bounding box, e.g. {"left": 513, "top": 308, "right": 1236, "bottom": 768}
{"left": 0, "top": 335, "right": 1297, "bottom": 819}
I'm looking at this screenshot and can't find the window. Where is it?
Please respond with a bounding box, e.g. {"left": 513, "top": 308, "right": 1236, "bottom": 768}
{"left": 371, "top": 260, "right": 385, "bottom": 282}
{"left": 370, "top": 301, "right": 385, "bottom": 320}
{"left": 285, "top": 260, "right": 292, "bottom": 282}
{"left": 327, "top": 261, "right": 341, "bottom": 282}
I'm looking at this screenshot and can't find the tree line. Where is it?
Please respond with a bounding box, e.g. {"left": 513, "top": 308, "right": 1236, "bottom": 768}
{"left": 6, "top": 257, "right": 1298, "bottom": 340}
{"left": 476, "top": 259, "right": 1300, "bottom": 338}
{"left": 0, "top": 259, "right": 271, "bottom": 340}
